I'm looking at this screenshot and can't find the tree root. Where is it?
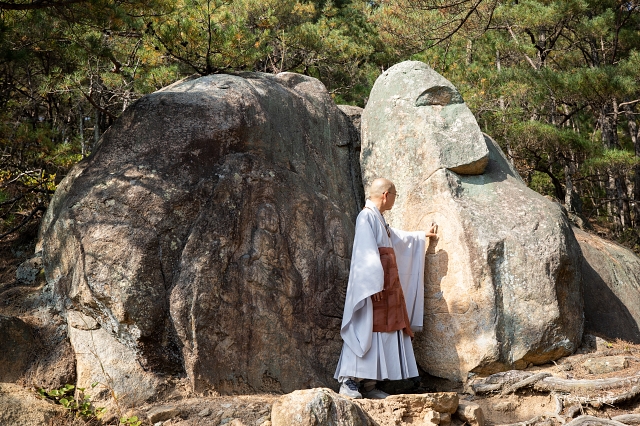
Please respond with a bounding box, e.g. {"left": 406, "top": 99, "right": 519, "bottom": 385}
{"left": 501, "top": 373, "right": 552, "bottom": 395}
{"left": 497, "top": 414, "right": 638, "bottom": 426}
{"left": 470, "top": 371, "right": 533, "bottom": 394}
{"left": 533, "top": 376, "right": 640, "bottom": 394}
{"left": 555, "top": 386, "right": 640, "bottom": 409}
{"left": 471, "top": 370, "right": 640, "bottom": 409}
{"left": 564, "top": 415, "right": 629, "bottom": 426}
{"left": 611, "top": 414, "right": 640, "bottom": 425}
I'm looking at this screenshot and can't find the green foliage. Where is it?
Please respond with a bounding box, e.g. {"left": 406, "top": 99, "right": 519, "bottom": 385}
{"left": 120, "top": 415, "right": 142, "bottom": 426}
{"left": 38, "top": 384, "right": 106, "bottom": 420}
{"left": 529, "top": 171, "right": 556, "bottom": 198}
{"left": 583, "top": 149, "right": 640, "bottom": 174}
{"left": 1, "top": 0, "right": 640, "bottom": 245}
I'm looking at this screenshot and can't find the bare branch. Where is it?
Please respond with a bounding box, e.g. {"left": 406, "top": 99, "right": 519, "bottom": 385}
{"left": 0, "top": 204, "right": 45, "bottom": 240}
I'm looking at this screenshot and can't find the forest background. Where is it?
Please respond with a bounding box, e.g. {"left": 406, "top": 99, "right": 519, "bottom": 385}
{"left": 1, "top": 0, "right": 639, "bottom": 253}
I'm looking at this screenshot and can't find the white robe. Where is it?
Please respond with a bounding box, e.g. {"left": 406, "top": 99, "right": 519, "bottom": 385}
{"left": 334, "top": 200, "right": 427, "bottom": 381}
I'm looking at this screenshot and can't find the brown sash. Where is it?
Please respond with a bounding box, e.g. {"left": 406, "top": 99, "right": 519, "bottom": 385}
{"left": 372, "top": 247, "right": 414, "bottom": 338}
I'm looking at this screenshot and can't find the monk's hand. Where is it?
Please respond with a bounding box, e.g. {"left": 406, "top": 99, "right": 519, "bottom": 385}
{"left": 372, "top": 291, "right": 383, "bottom": 302}
{"left": 426, "top": 222, "right": 438, "bottom": 240}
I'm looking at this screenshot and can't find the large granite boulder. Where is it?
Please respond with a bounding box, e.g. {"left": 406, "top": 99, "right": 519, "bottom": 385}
{"left": 38, "top": 72, "right": 363, "bottom": 404}
{"left": 574, "top": 228, "right": 640, "bottom": 343}
{"left": 361, "top": 61, "right": 583, "bottom": 381}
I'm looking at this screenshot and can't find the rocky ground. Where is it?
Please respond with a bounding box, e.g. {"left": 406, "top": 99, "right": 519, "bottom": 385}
{"left": 2, "top": 232, "right": 640, "bottom": 426}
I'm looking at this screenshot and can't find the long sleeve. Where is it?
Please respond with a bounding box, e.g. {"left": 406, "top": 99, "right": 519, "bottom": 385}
{"left": 339, "top": 213, "right": 384, "bottom": 357}
{"left": 390, "top": 228, "right": 427, "bottom": 332}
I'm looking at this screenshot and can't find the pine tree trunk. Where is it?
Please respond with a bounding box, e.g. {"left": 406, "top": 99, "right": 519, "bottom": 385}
{"left": 93, "top": 108, "right": 101, "bottom": 152}
{"left": 600, "top": 100, "right": 620, "bottom": 149}
{"left": 636, "top": 151, "right": 640, "bottom": 230}
{"left": 601, "top": 100, "right": 621, "bottom": 232}
{"left": 616, "top": 175, "right": 631, "bottom": 230}
{"left": 623, "top": 104, "right": 640, "bottom": 227}
{"left": 79, "top": 103, "right": 85, "bottom": 158}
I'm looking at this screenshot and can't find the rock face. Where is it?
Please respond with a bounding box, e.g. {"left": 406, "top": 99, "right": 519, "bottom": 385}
{"left": 0, "top": 315, "right": 35, "bottom": 382}
{"left": 39, "top": 72, "right": 363, "bottom": 403}
{"left": 574, "top": 227, "right": 640, "bottom": 343}
{"left": 0, "top": 383, "right": 67, "bottom": 426}
{"left": 361, "top": 61, "right": 583, "bottom": 380}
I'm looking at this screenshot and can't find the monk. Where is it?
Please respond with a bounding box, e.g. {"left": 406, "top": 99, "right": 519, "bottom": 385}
{"left": 334, "top": 178, "right": 437, "bottom": 399}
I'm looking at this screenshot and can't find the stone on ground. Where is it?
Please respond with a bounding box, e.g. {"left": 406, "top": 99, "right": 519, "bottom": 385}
{"left": 581, "top": 356, "right": 629, "bottom": 375}
{"left": 147, "top": 405, "right": 180, "bottom": 423}
{"left": 271, "top": 388, "right": 373, "bottom": 426}
{"left": 456, "top": 401, "right": 485, "bottom": 426}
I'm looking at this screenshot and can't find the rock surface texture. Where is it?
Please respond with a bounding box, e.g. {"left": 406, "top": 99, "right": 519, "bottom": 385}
{"left": 575, "top": 227, "right": 640, "bottom": 343}
{"left": 271, "top": 388, "right": 374, "bottom": 426}
{"left": 361, "top": 61, "right": 584, "bottom": 381}
{"left": 0, "top": 383, "right": 67, "bottom": 426}
{"left": 39, "top": 72, "right": 364, "bottom": 404}
{"left": 0, "top": 315, "right": 35, "bottom": 382}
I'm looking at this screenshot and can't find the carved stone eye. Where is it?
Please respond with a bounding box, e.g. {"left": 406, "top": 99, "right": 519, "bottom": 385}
{"left": 415, "top": 86, "right": 464, "bottom": 107}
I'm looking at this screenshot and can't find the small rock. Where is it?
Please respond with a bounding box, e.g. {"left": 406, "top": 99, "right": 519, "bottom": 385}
{"left": 440, "top": 412, "right": 452, "bottom": 426}
{"left": 456, "top": 401, "right": 485, "bottom": 426}
{"left": 147, "top": 405, "right": 180, "bottom": 423}
{"left": 582, "top": 356, "right": 629, "bottom": 374}
{"left": 16, "top": 255, "right": 42, "bottom": 284}
{"left": 424, "top": 409, "right": 441, "bottom": 425}
{"left": 271, "top": 388, "right": 372, "bottom": 426}
{"left": 221, "top": 408, "right": 236, "bottom": 419}
{"left": 198, "top": 407, "right": 212, "bottom": 417}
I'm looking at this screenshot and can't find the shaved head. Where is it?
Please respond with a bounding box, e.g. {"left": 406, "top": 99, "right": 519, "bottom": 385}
{"left": 368, "top": 178, "right": 395, "bottom": 200}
